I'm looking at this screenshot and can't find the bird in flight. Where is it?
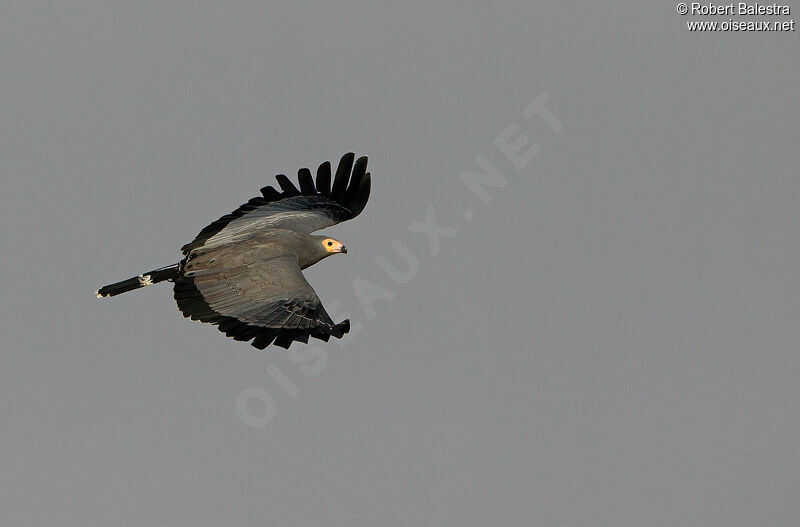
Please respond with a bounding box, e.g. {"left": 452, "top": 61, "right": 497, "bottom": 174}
{"left": 96, "top": 153, "right": 371, "bottom": 350}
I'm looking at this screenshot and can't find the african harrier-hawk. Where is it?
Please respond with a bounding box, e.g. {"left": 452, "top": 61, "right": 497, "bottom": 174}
{"left": 95, "top": 153, "right": 370, "bottom": 350}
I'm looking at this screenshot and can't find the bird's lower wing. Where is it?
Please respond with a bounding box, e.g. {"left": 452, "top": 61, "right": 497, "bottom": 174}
{"left": 174, "top": 251, "right": 349, "bottom": 349}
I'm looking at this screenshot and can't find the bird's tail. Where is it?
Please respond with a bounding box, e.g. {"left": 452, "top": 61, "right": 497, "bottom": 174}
{"left": 95, "top": 264, "right": 180, "bottom": 298}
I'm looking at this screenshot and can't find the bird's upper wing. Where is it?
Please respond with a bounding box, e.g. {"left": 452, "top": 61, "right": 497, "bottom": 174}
{"left": 181, "top": 153, "right": 370, "bottom": 254}
{"left": 174, "top": 245, "right": 349, "bottom": 349}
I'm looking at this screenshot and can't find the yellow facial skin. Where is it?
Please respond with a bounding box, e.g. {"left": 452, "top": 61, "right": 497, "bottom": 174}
{"left": 322, "top": 238, "right": 347, "bottom": 254}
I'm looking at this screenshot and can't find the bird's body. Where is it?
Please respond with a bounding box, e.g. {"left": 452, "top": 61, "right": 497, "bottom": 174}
{"left": 185, "top": 230, "right": 338, "bottom": 271}
{"left": 96, "top": 153, "right": 370, "bottom": 350}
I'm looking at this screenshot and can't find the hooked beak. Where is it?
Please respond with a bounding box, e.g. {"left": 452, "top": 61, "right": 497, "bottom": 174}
{"left": 340, "top": 245, "right": 347, "bottom": 254}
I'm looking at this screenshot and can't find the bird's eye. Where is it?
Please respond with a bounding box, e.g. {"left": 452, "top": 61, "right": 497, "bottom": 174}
{"left": 327, "top": 241, "right": 333, "bottom": 246}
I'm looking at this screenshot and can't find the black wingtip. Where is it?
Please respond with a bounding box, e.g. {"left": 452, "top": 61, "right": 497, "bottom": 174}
{"left": 273, "top": 332, "right": 294, "bottom": 349}
{"left": 344, "top": 156, "right": 370, "bottom": 217}
{"left": 331, "top": 152, "right": 355, "bottom": 201}
{"left": 346, "top": 156, "right": 367, "bottom": 195}
{"left": 316, "top": 161, "right": 332, "bottom": 196}
{"left": 331, "top": 319, "right": 350, "bottom": 339}
{"left": 297, "top": 168, "right": 316, "bottom": 195}
{"left": 260, "top": 185, "right": 282, "bottom": 201}
{"left": 275, "top": 174, "right": 300, "bottom": 196}
{"left": 252, "top": 330, "right": 277, "bottom": 350}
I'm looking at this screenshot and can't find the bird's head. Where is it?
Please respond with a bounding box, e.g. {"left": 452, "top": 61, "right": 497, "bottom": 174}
{"left": 321, "top": 237, "right": 347, "bottom": 255}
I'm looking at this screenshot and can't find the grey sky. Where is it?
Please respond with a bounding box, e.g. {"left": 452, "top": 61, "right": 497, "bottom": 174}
{"left": 1, "top": 2, "right": 799, "bottom": 526}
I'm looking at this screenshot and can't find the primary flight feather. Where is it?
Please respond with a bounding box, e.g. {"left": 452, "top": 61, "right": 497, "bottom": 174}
{"left": 96, "top": 153, "right": 371, "bottom": 350}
